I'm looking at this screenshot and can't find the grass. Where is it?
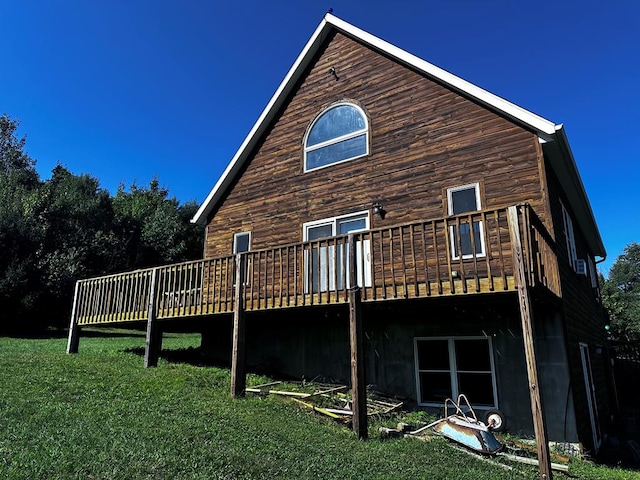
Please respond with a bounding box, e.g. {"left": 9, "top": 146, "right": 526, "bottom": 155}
{"left": 1, "top": 330, "right": 639, "bottom": 479}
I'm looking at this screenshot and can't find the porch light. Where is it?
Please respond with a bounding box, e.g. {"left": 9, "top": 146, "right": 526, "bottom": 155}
{"left": 372, "top": 202, "right": 386, "bottom": 219}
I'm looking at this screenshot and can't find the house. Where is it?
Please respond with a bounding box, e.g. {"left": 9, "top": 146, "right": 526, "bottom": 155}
{"left": 67, "top": 14, "right": 611, "bottom": 456}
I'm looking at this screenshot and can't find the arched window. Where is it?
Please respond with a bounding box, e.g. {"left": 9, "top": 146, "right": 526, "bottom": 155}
{"left": 304, "top": 103, "right": 369, "bottom": 171}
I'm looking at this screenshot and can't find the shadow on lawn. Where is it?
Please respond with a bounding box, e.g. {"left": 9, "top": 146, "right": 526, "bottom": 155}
{"left": 2, "top": 328, "right": 145, "bottom": 340}
{"left": 123, "top": 345, "right": 298, "bottom": 381}
{"left": 124, "top": 345, "right": 231, "bottom": 369}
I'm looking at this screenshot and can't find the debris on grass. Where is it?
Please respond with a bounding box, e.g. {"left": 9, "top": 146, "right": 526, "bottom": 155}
{"left": 247, "top": 382, "right": 572, "bottom": 474}
{"left": 245, "top": 381, "right": 347, "bottom": 398}
{"left": 245, "top": 381, "right": 404, "bottom": 423}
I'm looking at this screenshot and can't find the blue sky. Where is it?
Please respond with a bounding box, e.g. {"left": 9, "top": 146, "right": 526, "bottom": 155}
{"left": 2, "top": 1, "right": 638, "bottom": 274}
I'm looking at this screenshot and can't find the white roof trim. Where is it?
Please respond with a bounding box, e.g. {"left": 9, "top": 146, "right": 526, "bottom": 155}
{"left": 192, "top": 13, "right": 562, "bottom": 225}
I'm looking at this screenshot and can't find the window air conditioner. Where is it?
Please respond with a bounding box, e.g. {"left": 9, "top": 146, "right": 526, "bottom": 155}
{"left": 575, "top": 259, "right": 587, "bottom": 275}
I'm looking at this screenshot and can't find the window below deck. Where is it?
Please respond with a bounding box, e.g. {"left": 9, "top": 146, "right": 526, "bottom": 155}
{"left": 414, "top": 337, "right": 498, "bottom": 408}
{"left": 304, "top": 103, "right": 369, "bottom": 172}
{"left": 447, "top": 183, "right": 485, "bottom": 260}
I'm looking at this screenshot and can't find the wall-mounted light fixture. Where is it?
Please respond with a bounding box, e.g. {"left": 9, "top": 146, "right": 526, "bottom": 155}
{"left": 328, "top": 67, "right": 339, "bottom": 81}
{"left": 372, "top": 202, "right": 386, "bottom": 219}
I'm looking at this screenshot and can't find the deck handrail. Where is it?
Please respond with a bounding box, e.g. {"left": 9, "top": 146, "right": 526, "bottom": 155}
{"left": 72, "top": 204, "right": 560, "bottom": 325}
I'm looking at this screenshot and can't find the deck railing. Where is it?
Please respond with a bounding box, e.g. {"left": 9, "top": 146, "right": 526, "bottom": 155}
{"left": 73, "top": 204, "right": 560, "bottom": 326}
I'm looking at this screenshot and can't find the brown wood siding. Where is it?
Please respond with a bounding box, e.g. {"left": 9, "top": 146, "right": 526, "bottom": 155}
{"left": 205, "top": 33, "right": 545, "bottom": 258}
{"left": 545, "top": 162, "right": 609, "bottom": 451}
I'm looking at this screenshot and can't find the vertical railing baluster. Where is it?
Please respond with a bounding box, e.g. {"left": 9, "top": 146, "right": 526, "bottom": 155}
{"left": 443, "top": 219, "right": 455, "bottom": 294}
{"left": 389, "top": 228, "right": 397, "bottom": 299}
{"left": 84, "top": 279, "right": 94, "bottom": 323}
{"left": 455, "top": 215, "right": 467, "bottom": 294}
{"left": 495, "top": 210, "right": 508, "bottom": 290}
{"left": 409, "top": 225, "right": 419, "bottom": 297}
{"left": 123, "top": 274, "right": 130, "bottom": 319}
{"left": 369, "top": 231, "right": 377, "bottom": 301}
{"left": 95, "top": 279, "right": 103, "bottom": 323}
{"left": 130, "top": 273, "right": 138, "bottom": 319}
{"left": 379, "top": 229, "right": 387, "bottom": 299}
{"left": 208, "top": 260, "right": 214, "bottom": 313}
{"left": 359, "top": 232, "right": 367, "bottom": 301}
{"left": 301, "top": 244, "right": 306, "bottom": 305}
{"left": 226, "top": 256, "right": 233, "bottom": 312}
{"left": 421, "top": 222, "right": 431, "bottom": 296}
{"left": 469, "top": 213, "right": 480, "bottom": 293}
{"left": 269, "top": 249, "right": 275, "bottom": 308}
{"left": 246, "top": 252, "right": 253, "bottom": 310}
{"left": 482, "top": 211, "right": 493, "bottom": 291}
{"left": 398, "top": 226, "right": 407, "bottom": 297}
{"left": 432, "top": 220, "right": 442, "bottom": 295}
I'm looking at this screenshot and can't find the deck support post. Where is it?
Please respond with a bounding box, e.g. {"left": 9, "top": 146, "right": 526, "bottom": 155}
{"left": 144, "top": 268, "right": 162, "bottom": 368}
{"left": 231, "top": 254, "right": 247, "bottom": 398}
{"left": 66, "top": 281, "right": 81, "bottom": 354}
{"left": 348, "top": 234, "right": 367, "bottom": 439}
{"left": 508, "top": 206, "right": 552, "bottom": 480}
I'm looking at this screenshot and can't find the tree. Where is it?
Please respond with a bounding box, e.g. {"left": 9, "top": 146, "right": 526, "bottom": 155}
{"left": 112, "top": 179, "right": 204, "bottom": 270}
{"left": 0, "top": 114, "right": 204, "bottom": 332}
{"left": 602, "top": 243, "right": 640, "bottom": 341}
{"left": 33, "top": 165, "right": 119, "bottom": 327}
{"left": 0, "top": 114, "right": 42, "bottom": 331}
{"left": 0, "top": 172, "right": 43, "bottom": 329}
{"left": 0, "top": 114, "right": 38, "bottom": 185}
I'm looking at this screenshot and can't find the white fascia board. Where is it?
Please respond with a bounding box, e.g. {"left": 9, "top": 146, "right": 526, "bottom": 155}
{"left": 191, "top": 18, "right": 331, "bottom": 224}
{"left": 326, "top": 14, "right": 559, "bottom": 137}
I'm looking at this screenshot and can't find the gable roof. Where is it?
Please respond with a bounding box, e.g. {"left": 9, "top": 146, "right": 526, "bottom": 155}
{"left": 192, "top": 13, "right": 605, "bottom": 258}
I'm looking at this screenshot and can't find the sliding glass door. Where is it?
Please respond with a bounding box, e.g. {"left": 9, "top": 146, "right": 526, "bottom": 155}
{"left": 304, "top": 212, "right": 371, "bottom": 293}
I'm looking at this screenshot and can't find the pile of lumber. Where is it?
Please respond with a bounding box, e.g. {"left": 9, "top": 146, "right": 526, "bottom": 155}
{"left": 246, "top": 381, "right": 403, "bottom": 421}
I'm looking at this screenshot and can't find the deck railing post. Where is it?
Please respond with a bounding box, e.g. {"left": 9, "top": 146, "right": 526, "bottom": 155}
{"left": 144, "top": 268, "right": 162, "bottom": 368}
{"left": 231, "top": 254, "right": 247, "bottom": 398}
{"left": 508, "top": 206, "right": 552, "bottom": 480}
{"left": 66, "top": 281, "right": 81, "bottom": 354}
{"left": 348, "top": 234, "right": 367, "bottom": 439}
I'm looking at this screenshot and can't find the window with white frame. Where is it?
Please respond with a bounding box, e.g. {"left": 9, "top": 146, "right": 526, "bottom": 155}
{"left": 414, "top": 337, "right": 497, "bottom": 407}
{"left": 447, "top": 183, "right": 485, "bottom": 259}
{"left": 232, "top": 232, "right": 251, "bottom": 284}
{"left": 304, "top": 103, "right": 369, "bottom": 172}
{"left": 233, "top": 232, "right": 251, "bottom": 253}
{"left": 560, "top": 202, "right": 578, "bottom": 270}
{"left": 303, "top": 212, "right": 371, "bottom": 293}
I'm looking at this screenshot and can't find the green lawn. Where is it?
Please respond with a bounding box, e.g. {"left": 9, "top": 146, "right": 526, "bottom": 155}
{"left": 0, "top": 330, "right": 638, "bottom": 480}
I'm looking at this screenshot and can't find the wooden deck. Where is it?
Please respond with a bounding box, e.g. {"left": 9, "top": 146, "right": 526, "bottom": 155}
{"left": 70, "top": 204, "right": 560, "bottom": 326}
